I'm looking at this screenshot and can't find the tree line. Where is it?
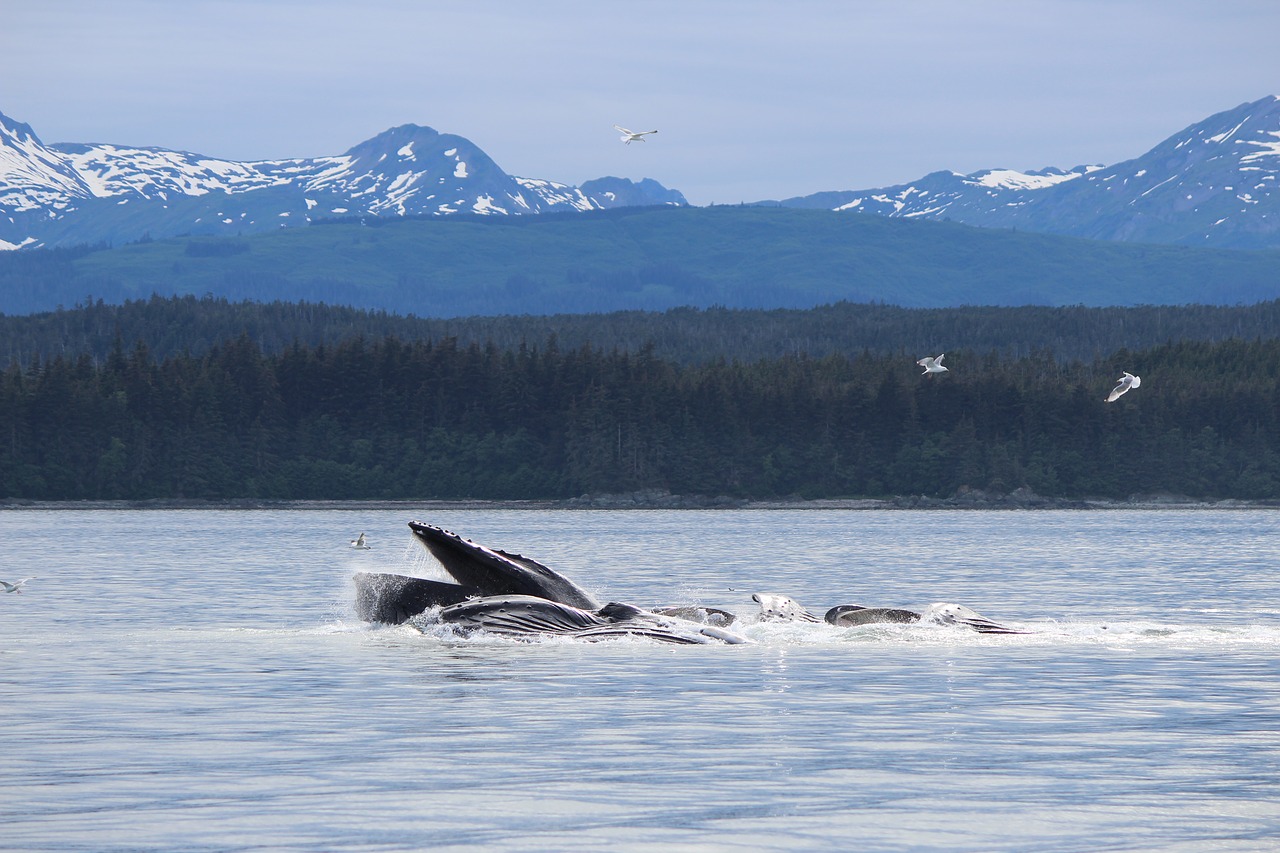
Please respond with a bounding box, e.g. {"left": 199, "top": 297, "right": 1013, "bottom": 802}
{"left": 2, "top": 332, "right": 1277, "bottom": 501}
{"left": 8, "top": 293, "right": 1280, "bottom": 368}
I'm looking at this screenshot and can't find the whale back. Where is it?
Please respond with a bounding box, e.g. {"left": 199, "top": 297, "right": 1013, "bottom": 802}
{"left": 824, "top": 604, "right": 921, "bottom": 627}
{"left": 408, "top": 522, "right": 601, "bottom": 610}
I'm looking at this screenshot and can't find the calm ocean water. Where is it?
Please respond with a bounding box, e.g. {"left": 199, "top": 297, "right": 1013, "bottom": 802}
{"left": 2, "top": 508, "right": 1278, "bottom": 852}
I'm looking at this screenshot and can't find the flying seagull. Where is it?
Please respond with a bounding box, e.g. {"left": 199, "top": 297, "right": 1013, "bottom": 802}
{"left": 1, "top": 577, "right": 36, "bottom": 594}
{"left": 1106, "top": 372, "right": 1141, "bottom": 402}
{"left": 350, "top": 533, "right": 370, "bottom": 550}
{"left": 614, "top": 125, "right": 658, "bottom": 145}
{"left": 917, "top": 354, "right": 948, "bottom": 375}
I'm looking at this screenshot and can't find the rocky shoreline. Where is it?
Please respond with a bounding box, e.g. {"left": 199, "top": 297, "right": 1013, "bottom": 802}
{"left": 1, "top": 486, "right": 1275, "bottom": 511}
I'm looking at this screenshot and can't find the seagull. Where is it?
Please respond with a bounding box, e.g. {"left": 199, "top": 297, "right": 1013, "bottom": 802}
{"left": 917, "top": 354, "right": 948, "bottom": 375}
{"left": 614, "top": 125, "right": 658, "bottom": 145}
{"left": 1106, "top": 372, "right": 1141, "bottom": 402}
{"left": 350, "top": 533, "right": 370, "bottom": 550}
{"left": 1, "top": 577, "right": 36, "bottom": 594}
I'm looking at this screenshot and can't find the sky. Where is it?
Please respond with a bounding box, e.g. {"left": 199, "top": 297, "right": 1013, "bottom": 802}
{"left": 4, "top": 0, "right": 1280, "bottom": 206}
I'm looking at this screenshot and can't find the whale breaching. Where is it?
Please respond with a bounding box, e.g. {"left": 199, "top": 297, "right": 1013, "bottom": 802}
{"left": 352, "top": 524, "right": 1027, "bottom": 644}
{"left": 1106, "top": 372, "right": 1141, "bottom": 402}
{"left": 352, "top": 523, "right": 749, "bottom": 645}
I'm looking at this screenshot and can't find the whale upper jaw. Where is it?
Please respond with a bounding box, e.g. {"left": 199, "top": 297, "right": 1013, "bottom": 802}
{"left": 407, "top": 521, "right": 600, "bottom": 609}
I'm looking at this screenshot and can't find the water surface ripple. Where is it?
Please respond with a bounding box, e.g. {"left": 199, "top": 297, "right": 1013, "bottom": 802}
{"left": 2, "top": 509, "right": 1278, "bottom": 851}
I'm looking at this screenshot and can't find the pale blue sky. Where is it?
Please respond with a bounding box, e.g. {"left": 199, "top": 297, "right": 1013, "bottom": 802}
{"left": 4, "top": 0, "right": 1279, "bottom": 205}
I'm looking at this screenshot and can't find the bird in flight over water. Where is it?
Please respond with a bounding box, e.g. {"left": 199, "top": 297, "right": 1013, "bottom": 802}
{"left": 614, "top": 125, "right": 658, "bottom": 144}
{"left": 917, "top": 354, "right": 948, "bottom": 375}
{"left": 1106, "top": 372, "right": 1141, "bottom": 402}
{"left": 1, "top": 577, "right": 36, "bottom": 594}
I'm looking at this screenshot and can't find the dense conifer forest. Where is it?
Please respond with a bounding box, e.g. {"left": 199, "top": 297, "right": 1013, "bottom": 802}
{"left": 7, "top": 293, "right": 1280, "bottom": 367}
{"left": 2, "top": 327, "right": 1278, "bottom": 502}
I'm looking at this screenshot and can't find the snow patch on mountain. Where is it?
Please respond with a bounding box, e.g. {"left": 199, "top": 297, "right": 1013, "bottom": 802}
{"left": 764, "top": 95, "right": 1280, "bottom": 249}
{"left": 0, "top": 111, "right": 686, "bottom": 249}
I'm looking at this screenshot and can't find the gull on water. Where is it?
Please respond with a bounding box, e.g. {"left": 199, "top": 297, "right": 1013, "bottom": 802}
{"left": 1106, "top": 372, "right": 1141, "bottom": 402}
{"left": 917, "top": 354, "right": 948, "bottom": 375}
{"left": 1, "top": 577, "right": 36, "bottom": 594}
{"left": 614, "top": 125, "right": 658, "bottom": 144}
{"left": 350, "top": 533, "right": 370, "bottom": 550}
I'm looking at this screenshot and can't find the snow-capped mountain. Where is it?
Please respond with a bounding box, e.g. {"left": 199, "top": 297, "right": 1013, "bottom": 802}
{"left": 0, "top": 116, "right": 685, "bottom": 250}
{"left": 765, "top": 95, "right": 1280, "bottom": 249}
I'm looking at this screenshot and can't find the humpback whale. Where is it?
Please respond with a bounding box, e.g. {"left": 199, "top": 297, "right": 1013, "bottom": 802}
{"left": 753, "top": 593, "right": 822, "bottom": 623}
{"left": 435, "top": 596, "right": 746, "bottom": 645}
{"left": 352, "top": 523, "right": 1022, "bottom": 642}
{"left": 754, "top": 594, "right": 1023, "bottom": 634}
{"left": 352, "top": 523, "right": 749, "bottom": 645}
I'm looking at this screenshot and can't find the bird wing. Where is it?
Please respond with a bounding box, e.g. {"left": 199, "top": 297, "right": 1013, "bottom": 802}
{"left": 614, "top": 125, "right": 632, "bottom": 135}
{"left": 936, "top": 353, "right": 945, "bottom": 364}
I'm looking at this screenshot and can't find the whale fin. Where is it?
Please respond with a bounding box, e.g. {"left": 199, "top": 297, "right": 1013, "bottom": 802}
{"left": 651, "top": 605, "right": 737, "bottom": 627}
{"left": 922, "top": 603, "right": 1024, "bottom": 634}
{"left": 752, "top": 593, "right": 821, "bottom": 623}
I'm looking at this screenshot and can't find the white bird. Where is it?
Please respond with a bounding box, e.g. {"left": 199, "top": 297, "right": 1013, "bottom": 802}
{"left": 917, "top": 354, "right": 948, "bottom": 375}
{"left": 350, "top": 533, "right": 370, "bottom": 550}
{"left": 1106, "top": 372, "right": 1141, "bottom": 402}
{"left": 614, "top": 124, "right": 658, "bottom": 145}
{"left": 1, "top": 577, "right": 36, "bottom": 594}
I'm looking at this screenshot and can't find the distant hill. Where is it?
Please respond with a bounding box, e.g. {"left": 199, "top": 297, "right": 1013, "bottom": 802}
{"left": 2, "top": 206, "right": 1279, "bottom": 316}
{"left": 762, "top": 95, "right": 1280, "bottom": 249}
{"left": 0, "top": 113, "right": 684, "bottom": 250}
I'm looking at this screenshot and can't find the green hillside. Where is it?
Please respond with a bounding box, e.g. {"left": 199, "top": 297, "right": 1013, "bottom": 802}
{"left": 4, "top": 206, "right": 1280, "bottom": 315}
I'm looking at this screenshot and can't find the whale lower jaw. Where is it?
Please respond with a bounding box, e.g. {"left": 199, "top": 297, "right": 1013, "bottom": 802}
{"left": 429, "top": 595, "right": 749, "bottom": 645}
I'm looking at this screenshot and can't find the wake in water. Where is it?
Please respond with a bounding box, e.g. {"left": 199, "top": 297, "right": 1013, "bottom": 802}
{"left": 339, "top": 521, "right": 1280, "bottom": 650}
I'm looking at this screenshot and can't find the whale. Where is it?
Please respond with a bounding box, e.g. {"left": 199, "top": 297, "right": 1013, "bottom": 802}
{"left": 352, "top": 522, "right": 749, "bottom": 645}
{"left": 754, "top": 593, "right": 1023, "bottom": 634}
{"left": 435, "top": 596, "right": 748, "bottom": 645}
{"left": 407, "top": 521, "right": 601, "bottom": 609}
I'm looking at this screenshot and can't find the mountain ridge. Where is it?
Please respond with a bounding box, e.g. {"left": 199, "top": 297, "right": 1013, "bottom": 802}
{"left": 0, "top": 115, "right": 685, "bottom": 250}
{"left": 761, "top": 95, "right": 1280, "bottom": 249}
{"left": 4, "top": 95, "right": 1280, "bottom": 255}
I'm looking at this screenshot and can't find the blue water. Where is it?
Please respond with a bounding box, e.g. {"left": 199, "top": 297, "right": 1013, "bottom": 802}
{"left": 2, "top": 508, "right": 1279, "bottom": 852}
